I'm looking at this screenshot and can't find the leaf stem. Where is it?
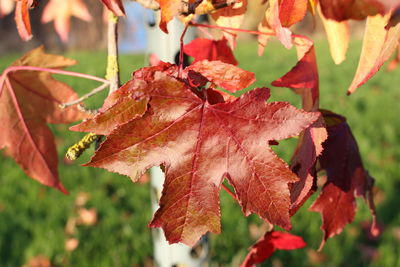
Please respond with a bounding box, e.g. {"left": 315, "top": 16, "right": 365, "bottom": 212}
{"left": 197, "top": 25, "right": 214, "bottom": 40}
{"left": 0, "top": 73, "right": 5, "bottom": 98}
{"left": 106, "top": 11, "right": 120, "bottom": 94}
{"left": 222, "top": 183, "right": 238, "bottom": 201}
{"left": 59, "top": 82, "right": 109, "bottom": 108}
{"left": 2, "top": 66, "right": 109, "bottom": 83}
{"left": 190, "top": 22, "right": 306, "bottom": 40}
{"left": 178, "top": 24, "right": 190, "bottom": 79}
{"left": 189, "top": 22, "right": 275, "bottom": 37}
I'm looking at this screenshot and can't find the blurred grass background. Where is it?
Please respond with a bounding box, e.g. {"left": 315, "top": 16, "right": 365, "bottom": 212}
{"left": 0, "top": 39, "right": 400, "bottom": 266}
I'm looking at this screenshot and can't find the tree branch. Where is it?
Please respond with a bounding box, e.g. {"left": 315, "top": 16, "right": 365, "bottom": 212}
{"left": 106, "top": 11, "right": 120, "bottom": 94}
{"left": 59, "top": 82, "right": 109, "bottom": 109}
{"left": 133, "top": 0, "right": 237, "bottom": 15}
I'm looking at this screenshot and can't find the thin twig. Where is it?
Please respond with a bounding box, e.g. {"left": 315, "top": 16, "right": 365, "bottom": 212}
{"left": 59, "top": 82, "right": 109, "bottom": 108}
{"left": 197, "top": 25, "right": 214, "bottom": 39}
{"left": 190, "top": 22, "right": 275, "bottom": 37}
{"left": 106, "top": 11, "right": 120, "bottom": 94}
{"left": 133, "top": 0, "right": 237, "bottom": 14}
{"left": 77, "top": 104, "right": 98, "bottom": 115}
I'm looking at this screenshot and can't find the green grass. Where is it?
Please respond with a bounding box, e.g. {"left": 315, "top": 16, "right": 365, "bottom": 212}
{"left": 1, "top": 40, "right": 400, "bottom": 266}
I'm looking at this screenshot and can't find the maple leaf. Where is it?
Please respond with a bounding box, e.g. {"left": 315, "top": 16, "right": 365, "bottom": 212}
{"left": 14, "top": 0, "right": 35, "bottom": 41}
{"left": 272, "top": 37, "right": 319, "bottom": 111}
{"left": 187, "top": 60, "right": 255, "bottom": 92}
{"left": 69, "top": 79, "right": 149, "bottom": 135}
{"left": 183, "top": 38, "right": 238, "bottom": 65}
{"left": 0, "top": 0, "right": 15, "bottom": 17}
{"left": 0, "top": 47, "right": 88, "bottom": 193}
{"left": 155, "top": 0, "right": 239, "bottom": 33}
{"left": 319, "top": 0, "right": 380, "bottom": 21}
{"left": 279, "top": 0, "right": 308, "bottom": 28}
{"left": 376, "top": 0, "right": 400, "bottom": 13}
{"left": 212, "top": 0, "right": 248, "bottom": 48}
{"left": 318, "top": 5, "right": 350, "bottom": 64}
{"left": 72, "top": 66, "right": 319, "bottom": 246}
{"left": 156, "top": 0, "right": 181, "bottom": 33}
{"left": 241, "top": 230, "right": 306, "bottom": 267}
{"left": 347, "top": 14, "right": 400, "bottom": 94}
{"left": 41, "top": 0, "right": 92, "bottom": 42}
{"left": 258, "top": 0, "right": 292, "bottom": 56}
{"left": 310, "top": 110, "right": 378, "bottom": 249}
{"left": 99, "top": 0, "right": 125, "bottom": 16}
{"left": 272, "top": 37, "right": 327, "bottom": 213}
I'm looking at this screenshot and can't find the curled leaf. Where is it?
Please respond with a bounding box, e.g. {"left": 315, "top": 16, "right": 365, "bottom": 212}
{"left": 241, "top": 230, "right": 306, "bottom": 267}
{"left": 347, "top": 14, "right": 400, "bottom": 94}
{"left": 15, "top": 0, "right": 33, "bottom": 41}
{"left": 310, "top": 110, "right": 378, "bottom": 250}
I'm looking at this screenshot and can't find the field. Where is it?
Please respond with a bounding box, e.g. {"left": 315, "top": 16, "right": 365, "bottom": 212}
{"left": 0, "top": 39, "right": 400, "bottom": 266}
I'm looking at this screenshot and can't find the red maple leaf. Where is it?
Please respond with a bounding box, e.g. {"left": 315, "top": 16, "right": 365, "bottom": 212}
{"left": 319, "top": 0, "right": 398, "bottom": 21}
{"left": 319, "top": 0, "right": 380, "bottom": 21}
{"left": 310, "top": 110, "right": 378, "bottom": 249}
{"left": 0, "top": 47, "right": 88, "bottom": 193}
{"left": 72, "top": 64, "right": 319, "bottom": 245}
{"left": 272, "top": 37, "right": 327, "bottom": 214}
{"left": 241, "top": 230, "right": 306, "bottom": 267}
{"left": 184, "top": 38, "right": 238, "bottom": 65}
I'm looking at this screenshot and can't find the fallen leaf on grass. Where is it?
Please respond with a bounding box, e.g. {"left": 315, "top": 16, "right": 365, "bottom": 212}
{"left": 65, "top": 238, "right": 79, "bottom": 252}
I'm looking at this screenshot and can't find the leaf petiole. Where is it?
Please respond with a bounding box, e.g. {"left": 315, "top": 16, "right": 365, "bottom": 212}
{"left": 2, "top": 66, "right": 109, "bottom": 84}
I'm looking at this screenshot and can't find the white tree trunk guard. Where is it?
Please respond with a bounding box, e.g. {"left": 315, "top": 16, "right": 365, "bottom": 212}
{"left": 145, "top": 12, "right": 209, "bottom": 267}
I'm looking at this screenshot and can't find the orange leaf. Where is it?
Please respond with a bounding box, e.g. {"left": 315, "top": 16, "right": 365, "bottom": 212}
{"left": 41, "top": 0, "right": 92, "bottom": 42}
{"left": 318, "top": 5, "right": 350, "bottom": 64}
{"left": 14, "top": 0, "right": 33, "bottom": 41}
{"left": 212, "top": 0, "right": 248, "bottom": 48}
{"left": 258, "top": 0, "right": 292, "bottom": 55}
{"left": 347, "top": 14, "right": 400, "bottom": 94}
{"left": 156, "top": 0, "right": 181, "bottom": 33}
{"left": 279, "top": 0, "right": 308, "bottom": 27}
